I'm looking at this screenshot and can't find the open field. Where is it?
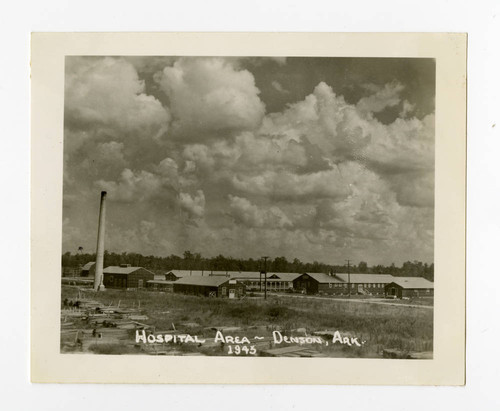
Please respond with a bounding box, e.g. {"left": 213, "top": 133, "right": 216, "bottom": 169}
{"left": 272, "top": 293, "right": 434, "bottom": 309}
{"left": 61, "top": 286, "right": 433, "bottom": 358}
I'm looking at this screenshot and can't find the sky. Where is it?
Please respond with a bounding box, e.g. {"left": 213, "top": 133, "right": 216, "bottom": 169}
{"left": 62, "top": 56, "right": 435, "bottom": 266}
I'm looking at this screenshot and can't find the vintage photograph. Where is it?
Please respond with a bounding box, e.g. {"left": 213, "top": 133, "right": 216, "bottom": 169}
{"left": 60, "top": 55, "right": 436, "bottom": 359}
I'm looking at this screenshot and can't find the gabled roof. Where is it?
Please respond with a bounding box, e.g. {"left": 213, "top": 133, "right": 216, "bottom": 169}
{"left": 166, "top": 270, "right": 302, "bottom": 281}
{"left": 297, "top": 272, "right": 344, "bottom": 283}
{"left": 389, "top": 277, "right": 434, "bottom": 289}
{"left": 334, "top": 273, "right": 394, "bottom": 283}
{"left": 103, "top": 266, "right": 152, "bottom": 275}
{"left": 147, "top": 280, "right": 176, "bottom": 284}
{"left": 173, "top": 276, "right": 230, "bottom": 287}
{"left": 81, "top": 262, "right": 95, "bottom": 271}
{"left": 166, "top": 270, "right": 230, "bottom": 278}
{"left": 225, "top": 272, "right": 303, "bottom": 281}
{"left": 166, "top": 270, "right": 204, "bottom": 277}
{"left": 216, "top": 271, "right": 247, "bottom": 277}
{"left": 270, "top": 272, "right": 303, "bottom": 281}
{"left": 229, "top": 272, "right": 262, "bottom": 279}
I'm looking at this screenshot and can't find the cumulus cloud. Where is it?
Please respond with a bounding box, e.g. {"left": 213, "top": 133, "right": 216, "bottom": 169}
{"left": 65, "top": 57, "right": 170, "bottom": 137}
{"left": 179, "top": 190, "right": 206, "bottom": 219}
{"left": 155, "top": 157, "right": 180, "bottom": 185}
{"left": 387, "top": 172, "right": 434, "bottom": 207}
{"left": 399, "top": 99, "right": 416, "bottom": 118}
{"left": 228, "top": 195, "right": 292, "bottom": 229}
{"left": 108, "top": 220, "right": 176, "bottom": 256}
{"left": 63, "top": 57, "right": 176, "bottom": 197}
{"left": 62, "top": 56, "right": 434, "bottom": 265}
{"left": 357, "top": 81, "right": 405, "bottom": 114}
{"left": 159, "top": 58, "right": 265, "bottom": 139}
{"left": 310, "top": 192, "right": 395, "bottom": 242}
{"left": 182, "top": 131, "right": 310, "bottom": 177}
{"left": 363, "top": 114, "right": 435, "bottom": 207}
{"left": 362, "top": 116, "right": 434, "bottom": 176}
{"left": 66, "top": 140, "right": 127, "bottom": 185}
{"left": 96, "top": 166, "right": 178, "bottom": 204}
{"left": 261, "top": 82, "right": 372, "bottom": 162}
{"left": 271, "top": 80, "right": 289, "bottom": 94}
{"left": 96, "top": 169, "right": 162, "bottom": 203}
{"left": 231, "top": 169, "right": 350, "bottom": 201}
{"left": 260, "top": 81, "right": 434, "bottom": 207}
{"left": 98, "top": 141, "right": 125, "bottom": 160}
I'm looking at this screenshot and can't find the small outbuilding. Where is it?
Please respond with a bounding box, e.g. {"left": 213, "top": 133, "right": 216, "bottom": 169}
{"left": 173, "top": 276, "right": 245, "bottom": 298}
{"left": 164, "top": 271, "right": 183, "bottom": 281}
{"left": 384, "top": 277, "right": 434, "bottom": 298}
{"left": 80, "top": 262, "right": 96, "bottom": 277}
{"left": 102, "top": 264, "right": 155, "bottom": 289}
{"left": 293, "top": 273, "right": 345, "bottom": 295}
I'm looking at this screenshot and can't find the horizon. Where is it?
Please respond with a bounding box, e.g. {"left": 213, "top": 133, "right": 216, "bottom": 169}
{"left": 62, "top": 249, "right": 434, "bottom": 270}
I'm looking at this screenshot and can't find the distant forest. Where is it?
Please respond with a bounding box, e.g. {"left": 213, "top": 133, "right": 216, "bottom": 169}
{"left": 62, "top": 250, "right": 434, "bottom": 281}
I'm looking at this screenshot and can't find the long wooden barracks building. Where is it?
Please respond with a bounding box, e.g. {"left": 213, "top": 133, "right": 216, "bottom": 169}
{"left": 384, "top": 277, "right": 434, "bottom": 298}
{"left": 293, "top": 272, "right": 408, "bottom": 296}
{"left": 172, "top": 276, "right": 245, "bottom": 298}
{"left": 159, "top": 270, "right": 300, "bottom": 293}
{"left": 133, "top": 266, "right": 433, "bottom": 299}
{"left": 332, "top": 273, "right": 395, "bottom": 296}
{"left": 293, "top": 272, "right": 395, "bottom": 295}
{"left": 102, "top": 264, "right": 155, "bottom": 289}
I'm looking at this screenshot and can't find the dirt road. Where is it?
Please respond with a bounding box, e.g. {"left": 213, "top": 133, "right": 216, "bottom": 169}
{"left": 271, "top": 293, "right": 433, "bottom": 309}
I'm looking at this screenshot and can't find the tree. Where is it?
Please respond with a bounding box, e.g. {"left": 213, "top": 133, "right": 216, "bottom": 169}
{"left": 59, "top": 250, "right": 434, "bottom": 280}
{"left": 358, "top": 261, "right": 368, "bottom": 273}
{"left": 272, "top": 256, "right": 289, "bottom": 272}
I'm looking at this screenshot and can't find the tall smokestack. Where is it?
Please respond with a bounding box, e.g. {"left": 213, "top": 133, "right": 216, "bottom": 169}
{"left": 93, "top": 191, "right": 107, "bottom": 291}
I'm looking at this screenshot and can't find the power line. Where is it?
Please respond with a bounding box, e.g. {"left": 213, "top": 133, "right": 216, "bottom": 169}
{"left": 262, "top": 256, "right": 269, "bottom": 300}
{"left": 345, "top": 259, "right": 351, "bottom": 299}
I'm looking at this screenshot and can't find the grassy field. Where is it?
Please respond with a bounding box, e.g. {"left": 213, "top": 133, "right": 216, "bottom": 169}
{"left": 61, "top": 286, "right": 433, "bottom": 357}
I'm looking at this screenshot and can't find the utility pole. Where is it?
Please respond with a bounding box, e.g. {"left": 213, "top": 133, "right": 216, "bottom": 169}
{"left": 262, "top": 256, "right": 269, "bottom": 300}
{"left": 345, "top": 259, "right": 351, "bottom": 298}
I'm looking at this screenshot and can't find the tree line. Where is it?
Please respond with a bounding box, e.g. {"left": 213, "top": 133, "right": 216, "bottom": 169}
{"left": 62, "top": 250, "right": 434, "bottom": 281}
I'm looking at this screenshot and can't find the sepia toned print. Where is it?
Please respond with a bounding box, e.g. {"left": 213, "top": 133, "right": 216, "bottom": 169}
{"left": 31, "top": 32, "right": 465, "bottom": 384}
{"left": 61, "top": 56, "right": 435, "bottom": 359}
